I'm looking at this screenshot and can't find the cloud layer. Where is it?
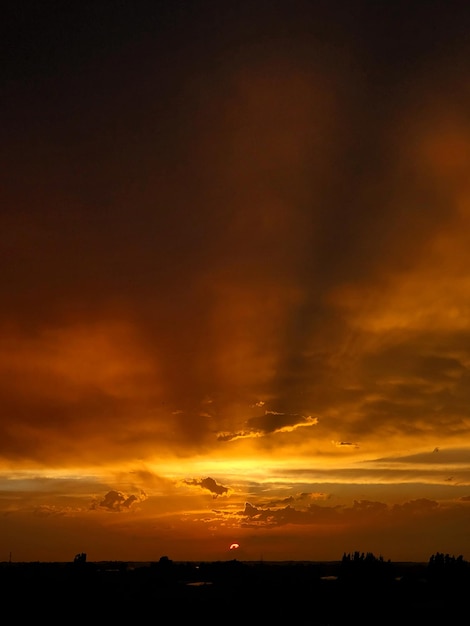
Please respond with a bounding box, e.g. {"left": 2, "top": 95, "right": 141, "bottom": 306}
{"left": 2, "top": 1, "right": 470, "bottom": 561}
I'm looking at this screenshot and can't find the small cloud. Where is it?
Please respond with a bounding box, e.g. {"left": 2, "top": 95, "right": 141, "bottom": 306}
{"left": 334, "top": 441, "right": 360, "bottom": 449}
{"left": 300, "top": 491, "right": 330, "bottom": 502}
{"left": 352, "top": 499, "right": 388, "bottom": 514}
{"left": 392, "top": 498, "right": 439, "bottom": 514}
{"left": 33, "top": 505, "right": 72, "bottom": 517}
{"left": 216, "top": 430, "right": 263, "bottom": 442}
{"left": 264, "top": 492, "right": 330, "bottom": 507}
{"left": 218, "top": 411, "right": 318, "bottom": 442}
{"left": 95, "top": 489, "right": 147, "bottom": 512}
{"left": 243, "top": 502, "right": 261, "bottom": 517}
{"left": 183, "top": 476, "right": 229, "bottom": 498}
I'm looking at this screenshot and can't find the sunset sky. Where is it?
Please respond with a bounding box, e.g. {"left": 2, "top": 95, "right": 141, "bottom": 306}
{"left": 2, "top": 0, "right": 470, "bottom": 563}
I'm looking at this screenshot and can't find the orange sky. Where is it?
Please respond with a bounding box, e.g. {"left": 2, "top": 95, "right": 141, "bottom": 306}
{"left": 2, "top": 0, "right": 470, "bottom": 563}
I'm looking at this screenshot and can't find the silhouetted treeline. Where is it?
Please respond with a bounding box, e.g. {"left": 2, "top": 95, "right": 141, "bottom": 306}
{"left": 339, "top": 550, "right": 395, "bottom": 582}
{"left": 427, "top": 551, "right": 470, "bottom": 580}
{"left": 1, "top": 552, "right": 469, "bottom": 624}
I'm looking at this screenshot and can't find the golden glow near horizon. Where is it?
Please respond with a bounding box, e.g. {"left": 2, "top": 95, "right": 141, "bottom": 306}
{"left": 2, "top": 2, "right": 470, "bottom": 564}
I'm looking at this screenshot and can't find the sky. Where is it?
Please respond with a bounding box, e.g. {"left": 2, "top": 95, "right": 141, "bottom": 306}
{"left": 2, "top": 0, "right": 470, "bottom": 563}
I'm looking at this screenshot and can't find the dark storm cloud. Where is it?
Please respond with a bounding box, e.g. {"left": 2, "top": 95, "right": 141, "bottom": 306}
{"left": 2, "top": 0, "right": 470, "bottom": 464}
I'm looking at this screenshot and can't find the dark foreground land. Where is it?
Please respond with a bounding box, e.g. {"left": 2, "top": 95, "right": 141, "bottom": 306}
{"left": 1, "top": 557, "right": 468, "bottom": 624}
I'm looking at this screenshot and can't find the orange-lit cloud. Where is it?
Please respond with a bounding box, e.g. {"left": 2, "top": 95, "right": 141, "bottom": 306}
{"left": 1, "top": 1, "right": 470, "bottom": 563}
{"left": 217, "top": 411, "right": 319, "bottom": 441}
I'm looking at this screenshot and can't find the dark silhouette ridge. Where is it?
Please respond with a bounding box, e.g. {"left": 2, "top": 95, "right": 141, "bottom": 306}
{"left": 1, "top": 552, "right": 468, "bottom": 623}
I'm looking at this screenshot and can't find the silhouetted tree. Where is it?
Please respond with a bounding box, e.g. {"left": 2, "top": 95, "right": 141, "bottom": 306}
{"left": 340, "top": 551, "right": 394, "bottom": 583}
{"left": 427, "top": 552, "right": 470, "bottom": 586}
{"left": 74, "top": 552, "right": 87, "bottom": 563}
